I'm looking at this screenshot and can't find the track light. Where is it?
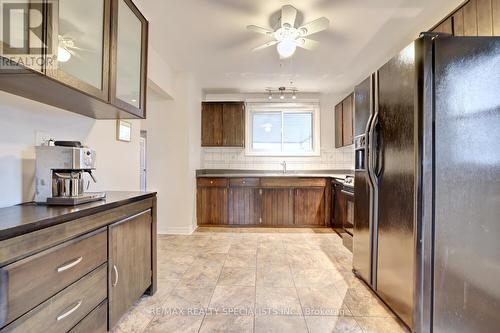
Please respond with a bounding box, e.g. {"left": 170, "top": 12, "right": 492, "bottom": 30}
{"left": 265, "top": 87, "right": 299, "bottom": 100}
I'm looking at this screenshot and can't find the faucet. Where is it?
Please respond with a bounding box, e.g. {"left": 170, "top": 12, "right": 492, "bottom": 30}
{"left": 280, "top": 161, "right": 287, "bottom": 174}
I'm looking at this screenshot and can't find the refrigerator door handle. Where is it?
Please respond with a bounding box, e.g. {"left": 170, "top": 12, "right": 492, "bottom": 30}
{"left": 368, "top": 113, "right": 379, "bottom": 184}
{"left": 374, "top": 121, "right": 384, "bottom": 179}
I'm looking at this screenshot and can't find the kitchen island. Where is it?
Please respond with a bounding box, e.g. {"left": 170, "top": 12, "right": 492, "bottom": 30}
{"left": 196, "top": 169, "right": 353, "bottom": 228}
{"left": 0, "top": 191, "right": 157, "bottom": 332}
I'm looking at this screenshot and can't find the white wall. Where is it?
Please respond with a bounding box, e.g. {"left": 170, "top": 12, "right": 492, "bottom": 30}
{"left": 201, "top": 92, "right": 355, "bottom": 171}
{"left": 0, "top": 91, "right": 141, "bottom": 208}
{"left": 141, "top": 73, "right": 202, "bottom": 234}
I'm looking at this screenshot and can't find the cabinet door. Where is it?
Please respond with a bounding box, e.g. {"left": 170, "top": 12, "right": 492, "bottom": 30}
{"left": 228, "top": 187, "right": 260, "bottom": 225}
{"left": 110, "top": 0, "right": 148, "bottom": 117}
{"left": 463, "top": 0, "right": 478, "bottom": 36}
{"left": 197, "top": 187, "right": 228, "bottom": 224}
{"left": 46, "top": 0, "right": 110, "bottom": 100}
{"left": 335, "top": 103, "right": 343, "bottom": 148}
{"left": 222, "top": 102, "right": 245, "bottom": 147}
{"left": 453, "top": 8, "right": 465, "bottom": 36}
{"left": 109, "top": 210, "right": 152, "bottom": 327}
{"left": 333, "top": 184, "right": 345, "bottom": 228}
{"left": 433, "top": 17, "right": 453, "bottom": 34}
{"left": 294, "top": 188, "right": 326, "bottom": 226}
{"left": 260, "top": 188, "right": 294, "bottom": 226}
{"left": 201, "top": 102, "right": 223, "bottom": 146}
{"left": 342, "top": 94, "right": 354, "bottom": 146}
{"left": 494, "top": 0, "right": 500, "bottom": 35}
{"left": 477, "top": 0, "right": 493, "bottom": 35}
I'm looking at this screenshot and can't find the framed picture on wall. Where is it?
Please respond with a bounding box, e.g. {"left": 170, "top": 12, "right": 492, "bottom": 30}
{"left": 117, "top": 120, "right": 132, "bottom": 142}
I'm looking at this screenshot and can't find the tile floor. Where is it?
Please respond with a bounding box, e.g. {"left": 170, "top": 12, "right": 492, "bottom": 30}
{"left": 113, "top": 228, "right": 409, "bottom": 333}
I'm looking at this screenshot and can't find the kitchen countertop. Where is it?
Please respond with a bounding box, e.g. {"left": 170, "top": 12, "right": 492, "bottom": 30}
{"left": 0, "top": 191, "right": 157, "bottom": 241}
{"left": 196, "top": 169, "right": 354, "bottom": 180}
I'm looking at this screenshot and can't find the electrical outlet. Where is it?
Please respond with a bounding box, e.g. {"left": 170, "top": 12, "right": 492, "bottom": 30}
{"left": 35, "top": 131, "right": 51, "bottom": 146}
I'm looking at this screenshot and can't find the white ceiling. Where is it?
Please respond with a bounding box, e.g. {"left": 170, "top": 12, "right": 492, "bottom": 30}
{"left": 137, "top": 0, "right": 462, "bottom": 95}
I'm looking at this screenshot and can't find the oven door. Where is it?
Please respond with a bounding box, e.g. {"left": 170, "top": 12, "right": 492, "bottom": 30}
{"left": 342, "top": 188, "right": 355, "bottom": 235}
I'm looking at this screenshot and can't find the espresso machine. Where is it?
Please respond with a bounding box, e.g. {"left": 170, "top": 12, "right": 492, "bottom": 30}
{"left": 35, "top": 142, "right": 106, "bottom": 205}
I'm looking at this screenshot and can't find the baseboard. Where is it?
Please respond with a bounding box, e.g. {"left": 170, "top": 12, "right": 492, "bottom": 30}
{"left": 158, "top": 225, "right": 196, "bottom": 235}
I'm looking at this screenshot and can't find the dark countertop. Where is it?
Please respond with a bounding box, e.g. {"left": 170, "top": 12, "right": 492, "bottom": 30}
{"left": 0, "top": 191, "right": 156, "bottom": 241}
{"left": 196, "top": 169, "right": 354, "bottom": 179}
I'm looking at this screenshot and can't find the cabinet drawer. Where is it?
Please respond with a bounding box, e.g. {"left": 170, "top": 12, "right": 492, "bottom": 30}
{"left": 2, "top": 264, "right": 107, "bottom": 333}
{"left": 229, "top": 178, "right": 260, "bottom": 187}
{"left": 197, "top": 177, "right": 228, "bottom": 187}
{"left": 0, "top": 228, "right": 107, "bottom": 327}
{"left": 260, "top": 178, "right": 327, "bottom": 188}
{"left": 69, "top": 300, "right": 107, "bottom": 333}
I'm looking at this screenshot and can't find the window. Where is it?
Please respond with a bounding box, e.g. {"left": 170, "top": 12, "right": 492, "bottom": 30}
{"left": 246, "top": 102, "right": 320, "bottom": 156}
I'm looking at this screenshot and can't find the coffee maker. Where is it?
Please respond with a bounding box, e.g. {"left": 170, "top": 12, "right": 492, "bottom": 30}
{"left": 35, "top": 141, "right": 106, "bottom": 205}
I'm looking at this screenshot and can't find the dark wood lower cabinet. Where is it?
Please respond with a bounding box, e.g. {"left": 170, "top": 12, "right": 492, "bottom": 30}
{"left": 197, "top": 187, "right": 228, "bottom": 225}
{"left": 228, "top": 188, "right": 260, "bottom": 225}
{"left": 109, "top": 210, "right": 152, "bottom": 327}
{"left": 333, "top": 182, "right": 346, "bottom": 228}
{"left": 294, "top": 188, "right": 326, "bottom": 226}
{"left": 197, "top": 177, "right": 331, "bottom": 227}
{"left": 260, "top": 188, "right": 295, "bottom": 226}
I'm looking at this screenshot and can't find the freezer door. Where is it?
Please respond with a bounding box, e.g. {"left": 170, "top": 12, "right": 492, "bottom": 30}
{"left": 353, "top": 75, "right": 375, "bottom": 285}
{"left": 375, "top": 42, "right": 416, "bottom": 328}
{"left": 433, "top": 37, "right": 500, "bottom": 333}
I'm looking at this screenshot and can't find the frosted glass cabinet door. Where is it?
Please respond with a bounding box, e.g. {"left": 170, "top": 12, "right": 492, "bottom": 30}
{"left": 110, "top": 0, "right": 148, "bottom": 118}
{"left": 46, "top": 0, "right": 110, "bottom": 100}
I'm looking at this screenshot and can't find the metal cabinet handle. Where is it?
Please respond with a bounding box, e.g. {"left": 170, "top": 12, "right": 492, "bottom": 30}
{"left": 112, "top": 265, "right": 119, "bottom": 287}
{"left": 210, "top": 180, "right": 214, "bottom": 184}
{"left": 56, "top": 300, "right": 82, "bottom": 321}
{"left": 57, "top": 257, "right": 83, "bottom": 273}
{"left": 242, "top": 181, "right": 246, "bottom": 184}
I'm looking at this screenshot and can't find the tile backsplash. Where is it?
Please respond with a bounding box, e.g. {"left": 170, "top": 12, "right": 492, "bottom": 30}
{"left": 201, "top": 146, "right": 355, "bottom": 171}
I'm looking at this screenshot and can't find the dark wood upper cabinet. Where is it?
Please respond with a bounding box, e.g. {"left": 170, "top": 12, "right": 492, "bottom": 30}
{"left": 222, "top": 103, "right": 245, "bottom": 147}
{"left": 202, "top": 102, "right": 224, "bottom": 146}
{"left": 335, "top": 93, "right": 354, "bottom": 148}
{"left": 201, "top": 102, "right": 245, "bottom": 147}
{"left": 494, "top": 0, "right": 500, "bottom": 35}
{"left": 109, "top": 210, "right": 152, "bottom": 327}
{"left": 433, "top": 17, "right": 453, "bottom": 34}
{"left": 110, "top": 0, "right": 148, "bottom": 118}
{"left": 432, "top": 0, "right": 500, "bottom": 37}
{"left": 342, "top": 94, "right": 354, "bottom": 146}
{"left": 0, "top": 0, "right": 148, "bottom": 119}
{"left": 335, "top": 103, "right": 343, "bottom": 148}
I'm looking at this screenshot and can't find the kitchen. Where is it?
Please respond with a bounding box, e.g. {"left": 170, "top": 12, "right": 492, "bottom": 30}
{"left": 0, "top": 0, "right": 499, "bottom": 333}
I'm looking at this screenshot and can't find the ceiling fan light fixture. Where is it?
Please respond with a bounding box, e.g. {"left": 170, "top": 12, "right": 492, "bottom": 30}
{"left": 57, "top": 46, "right": 71, "bottom": 62}
{"left": 277, "top": 40, "right": 296, "bottom": 58}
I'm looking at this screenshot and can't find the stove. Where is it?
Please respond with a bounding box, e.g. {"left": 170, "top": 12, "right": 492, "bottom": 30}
{"left": 343, "top": 175, "right": 355, "bottom": 189}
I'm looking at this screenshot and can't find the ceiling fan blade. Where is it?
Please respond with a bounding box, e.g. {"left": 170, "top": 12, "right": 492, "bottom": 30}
{"left": 297, "top": 17, "right": 330, "bottom": 36}
{"left": 247, "top": 25, "right": 274, "bottom": 36}
{"left": 281, "top": 5, "right": 297, "bottom": 28}
{"left": 252, "top": 40, "right": 278, "bottom": 51}
{"left": 295, "top": 38, "right": 319, "bottom": 50}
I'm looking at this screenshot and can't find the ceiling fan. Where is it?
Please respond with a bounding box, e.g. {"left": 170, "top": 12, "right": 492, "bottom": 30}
{"left": 247, "top": 5, "right": 330, "bottom": 58}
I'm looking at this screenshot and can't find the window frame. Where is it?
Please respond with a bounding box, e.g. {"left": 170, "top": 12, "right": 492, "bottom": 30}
{"left": 245, "top": 102, "right": 321, "bottom": 157}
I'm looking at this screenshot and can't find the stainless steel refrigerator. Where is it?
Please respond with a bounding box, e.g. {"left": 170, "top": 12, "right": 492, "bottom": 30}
{"left": 352, "top": 34, "right": 500, "bottom": 332}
